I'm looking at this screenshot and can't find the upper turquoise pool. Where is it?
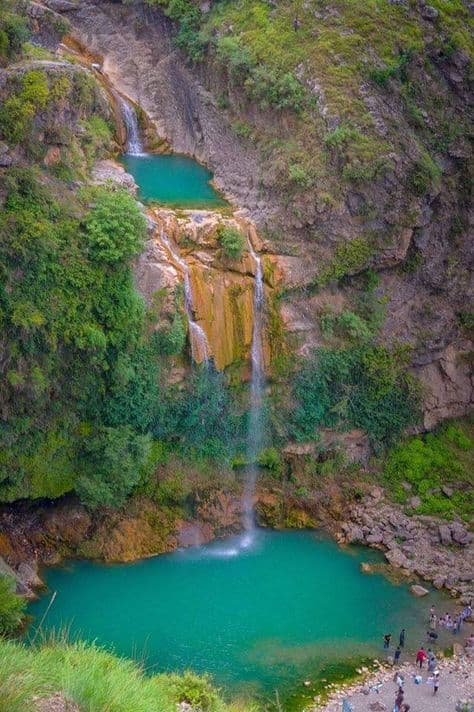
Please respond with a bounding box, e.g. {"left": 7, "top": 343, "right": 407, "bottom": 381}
{"left": 121, "top": 153, "right": 227, "bottom": 208}
{"left": 28, "top": 530, "right": 448, "bottom": 710}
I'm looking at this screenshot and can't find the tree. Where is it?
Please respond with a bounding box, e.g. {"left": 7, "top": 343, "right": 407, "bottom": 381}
{"left": 83, "top": 188, "right": 147, "bottom": 263}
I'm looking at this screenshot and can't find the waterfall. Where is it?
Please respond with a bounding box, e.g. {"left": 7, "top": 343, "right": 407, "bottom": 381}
{"left": 242, "top": 241, "right": 265, "bottom": 538}
{"left": 159, "top": 229, "right": 210, "bottom": 365}
{"left": 119, "top": 96, "right": 143, "bottom": 155}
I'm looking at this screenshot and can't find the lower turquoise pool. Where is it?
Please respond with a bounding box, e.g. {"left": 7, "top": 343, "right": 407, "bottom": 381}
{"left": 28, "top": 530, "right": 446, "bottom": 708}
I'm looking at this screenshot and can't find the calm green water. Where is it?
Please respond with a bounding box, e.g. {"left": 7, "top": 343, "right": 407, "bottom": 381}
{"left": 28, "top": 531, "right": 444, "bottom": 708}
{"left": 121, "top": 153, "right": 227, "bottom": 207}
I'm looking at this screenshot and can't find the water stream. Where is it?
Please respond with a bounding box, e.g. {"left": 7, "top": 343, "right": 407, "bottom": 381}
{"left": 158, "top": 228, "right": 210, "bottom": 365}
{"left": 118, "top": 96, "right": 143, "bottom": 155}
{"left": 242, "top": 241, "right": 265, "bottom": 539}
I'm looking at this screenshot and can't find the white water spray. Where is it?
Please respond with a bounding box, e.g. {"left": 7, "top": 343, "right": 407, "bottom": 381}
{"left": 158, "top": 229, "right": 210, "bottom": 364}
{"left": 119, "top": 96, "right": 143, "bottom": 155}
{"left": 242, "top": 240, "right": 265, "bottom": 540}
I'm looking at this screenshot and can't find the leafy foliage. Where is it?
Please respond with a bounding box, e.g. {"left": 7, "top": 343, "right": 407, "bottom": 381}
{"left": 0, "top": 0, "right": 29, "bottom": 64}
{"left": 0, "top": 576, "right": 26, "bottom": 634}
{"left": 0, "top": 170, "right": 156, "bottom": 506}
{"left": 291, "top": 345, "right": 421, "bottom": 447}
{"left": 83, "top": 187, "right": 147, "bottom": 263}
{"left": 383, "top": 420, "right": 474, "bottom": 520}
{"left": 217, "top": 226, "right": 245, "bottom": 260}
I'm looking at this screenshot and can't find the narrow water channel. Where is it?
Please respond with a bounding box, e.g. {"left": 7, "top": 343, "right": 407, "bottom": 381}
{"left": 28, "top": 530, "right": 450, "bottom": 710}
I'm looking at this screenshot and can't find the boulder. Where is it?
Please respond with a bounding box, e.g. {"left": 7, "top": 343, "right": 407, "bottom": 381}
{"left": 369, "top": 702, "right": 387, "bottom": 711}
{"left": 410, "top": 584, "right": 430, "bottom": 597}
{"left": 441, "top": 485, "right": 453, "bottom": 498}
{"left": 17, "top": 561, "right": 43, "bottom": 589}
{"left": 438, "top": 524, "right": 452, "bottom": 546}
{"left": 450, "top": 521, "right": 470, "bottom": 546}
{"left": 385, "top": 547, "right": 410, "bottom": 569}
{"left": 421, "top": 5, "right": 439, "bottom": 20}
{"left": 433, "top": 575, "right": 446, "bottom": 589}
{"left": 408, "top": 496, "right": 422, "bottom": 509}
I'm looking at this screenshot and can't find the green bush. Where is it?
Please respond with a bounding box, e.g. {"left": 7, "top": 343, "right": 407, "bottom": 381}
{"left": 383, "top": 420, "right": 473, "bottom": 520}
{"left": 217, "top": 226, "right": 245, "bottom": 260}
{"left": 291, "top": 345, "right": 421, "bottom": 447}
{"left": 257, "top": 447, "right": 283, "bottom": 476}
{"left": 317, "top": 237, "right": 373, "bottom": 286}
{"left": 0, "top": 576, "right": 26, "bottom": 635}
{"left": 75, "top": 426, "right": 151, "bottom": 509}
{"left": 0, "top": 3, "right": 29, "bottom": 62}
{"left": 83, "top": 188, "right": 147, "bottom": 263}
{"left": 409, "top": 152, "right": 442, "bottom": 196}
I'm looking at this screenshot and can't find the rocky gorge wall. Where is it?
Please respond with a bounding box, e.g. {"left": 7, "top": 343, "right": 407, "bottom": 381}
{"left": 46, "top": 0, "right": 473, "bottom": 432}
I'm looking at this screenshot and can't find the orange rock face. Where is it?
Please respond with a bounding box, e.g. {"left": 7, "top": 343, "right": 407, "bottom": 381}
{"left": 147, "top": 208, "right": 276, "bottom": 372}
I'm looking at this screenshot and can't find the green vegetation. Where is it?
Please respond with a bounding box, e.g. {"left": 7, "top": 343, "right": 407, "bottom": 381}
{"left": 0, "top": 576, "right": 26, "bottom": 634}
{"left": 0, "top": 637, "right": 257, "bottom": 712}
{"left": 83, "top": 187, "right": 147, "bottom": 263}
{"left": 382, "top": 419, "right": 474, "bottom": 520}
{"left": 217, "top": 226, "right": 245, "bottom": 260}
{"left": 0, "top": 0, "right": 29, "bottom": 64}
{"left": 0, "top": 168, "right": 156, "bottom": 506}
{"left": 291, "top": 345, "right": 421, "bottom": 448}
{"left": 317, "top": 237, "right": 374, "bottom": 286}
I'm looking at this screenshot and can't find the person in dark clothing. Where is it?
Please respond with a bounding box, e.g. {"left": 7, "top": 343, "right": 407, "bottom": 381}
{"left": 292, "top": 16, "right": 301, "bottom": 31}
{"left": 383, "top": 633, "right": 392, "bottom": 648}
{"left": 394, "top": 688, "right": 404, "bottom": 710}
{"left": 427, "top": 630, "right": 438, "bottom": 642}
{"left": 399, "top": 628, "right": 406, "bottom": 647}
{"left": 394, "top": 646, "right": 401, "bottom": 663}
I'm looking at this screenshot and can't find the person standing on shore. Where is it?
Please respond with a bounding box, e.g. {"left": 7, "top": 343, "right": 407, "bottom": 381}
{"left": 394, "top": 646, "right": 401, "bottom": 663}
{"left": 399, "top": 629, "right": 406, "bottom": 648}
{"left": 416, "top": 647, "right": 427, "bottom": 668}
{"left": 433, "top": 670, "right": 440, "bottom": 695}
{"left": 384, "top": 633, "right": 392, "bottom": 649}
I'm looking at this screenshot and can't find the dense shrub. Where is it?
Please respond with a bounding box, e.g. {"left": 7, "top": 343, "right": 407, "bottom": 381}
{"left": 0, "top": 1, "right": 29, "bottom": 63}
{"left": 291, "top": 345, "right": 421, "bottom": 447}
{"left": 0, "top": 576, "right": 26, "bottom": 635}
{"left": 383, "top": 421, "right": 473, "bottom": 520}
{"left": 217, "top": 226, "right": 245, "bottom": 259}
{"left": 409, "top": 152, "right": 442, "bottom": 196}
{"left": 317, "top": 237, "right": 373, "bottom": 286}
{"left": 83, "top": 188, "right": 147, "bottom": 263}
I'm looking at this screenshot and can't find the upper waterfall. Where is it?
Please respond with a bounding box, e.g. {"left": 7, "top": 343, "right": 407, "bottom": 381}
{"left": 119, "top": 96, "right": 143, "bottom": 155}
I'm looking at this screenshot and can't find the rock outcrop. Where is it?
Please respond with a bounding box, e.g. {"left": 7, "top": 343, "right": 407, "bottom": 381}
{"left": 338, "top": 487, "right": 474, "bottom": 600}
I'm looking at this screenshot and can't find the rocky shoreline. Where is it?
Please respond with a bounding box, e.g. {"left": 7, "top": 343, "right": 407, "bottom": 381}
{"left": 312, "top": 651, "right": 474, "bottom": 711}
{"left": 0, "top": 480, "right": 472, "bottom": 608}
{"left": 335, "top": 485, "right": 474, "bottom": 603}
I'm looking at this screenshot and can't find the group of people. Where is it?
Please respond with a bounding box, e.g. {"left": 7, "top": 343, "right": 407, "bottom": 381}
{"left": 428, "top": 603, "right": 472, "bottom": 634}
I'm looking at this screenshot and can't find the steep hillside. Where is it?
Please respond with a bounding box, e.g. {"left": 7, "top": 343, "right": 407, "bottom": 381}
{"left": 64, "top": 0, "right": 473, "bottom": 434}
{"left": 0, "top": 0, "right": 472, "bottom": 585}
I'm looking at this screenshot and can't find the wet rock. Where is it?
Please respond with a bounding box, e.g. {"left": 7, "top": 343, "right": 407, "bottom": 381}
{"left": 92, "top": 159, "right": 137, "bottom": 194}
{"left": 410, "top": 584, "right": 429, "bottom": 597}
{"left": 17, "top": 561, "right": 43, "bottom": 589}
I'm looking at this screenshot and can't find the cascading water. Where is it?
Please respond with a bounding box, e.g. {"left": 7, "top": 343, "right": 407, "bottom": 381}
{"left": 119, "top": 96, "right": 143, "bottom": 155}
{"left": 158, "top": 229, "right": 210, "bottom": 365}
{"left": 241, "top": 241, "right": 265, "bottom": 543}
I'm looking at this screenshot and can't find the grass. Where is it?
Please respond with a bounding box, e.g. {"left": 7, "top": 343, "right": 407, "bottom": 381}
{"left": 0, "top": 635, "right": 258, "bottom": 712}
{"left": 381, "top": 418, "right": 474, "bottom": 521}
